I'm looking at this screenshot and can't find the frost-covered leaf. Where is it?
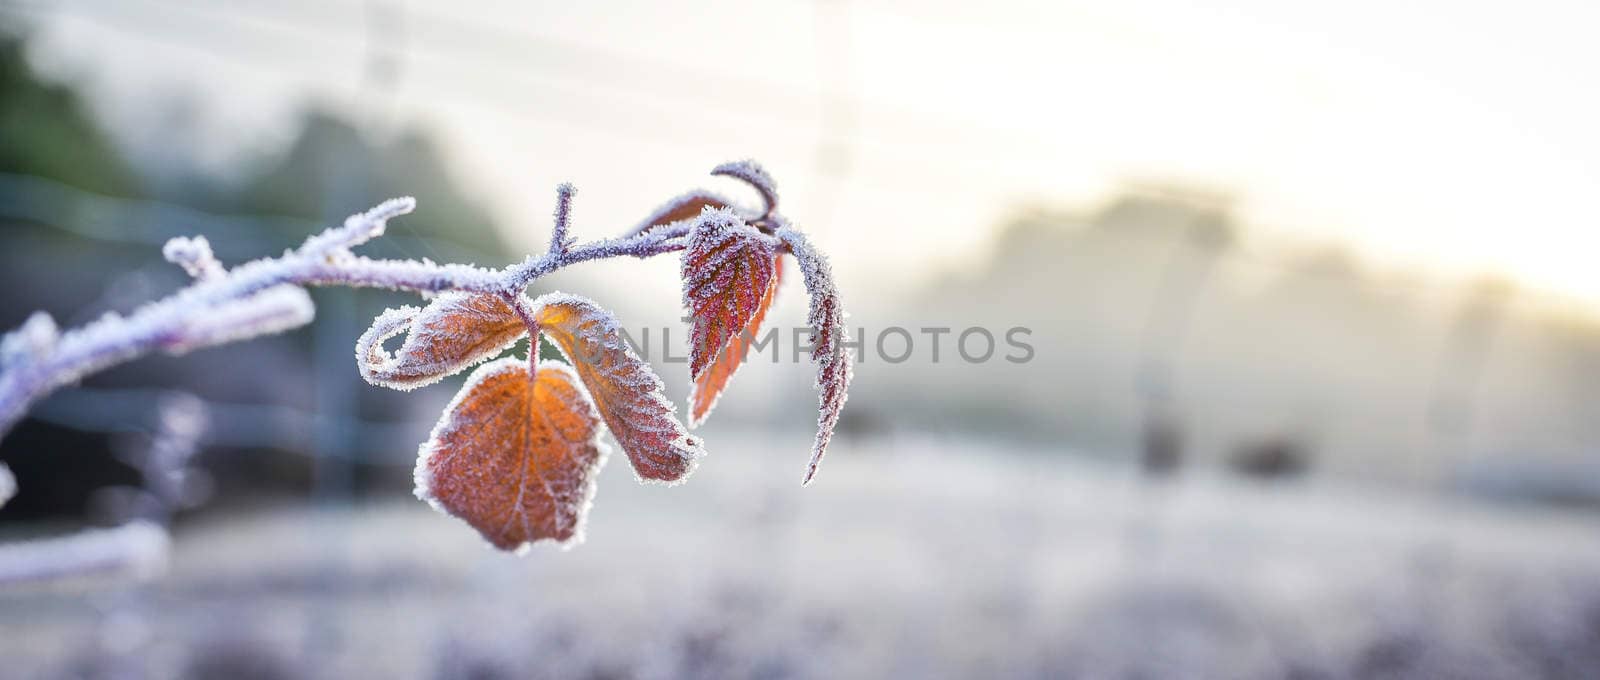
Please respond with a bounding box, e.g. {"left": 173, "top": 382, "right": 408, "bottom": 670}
{"left": 356, "top": 292, "right": 527, "bottom": 390}
{"left": 533, "top": 293, "right": 704, "bottom": 483}
{"left": 690, "top": 255, "right": 781, "bottom": 427}
{"left": 775, "top": 227, "right": 853, "bottom": 485}
{"left": 634, "top": 188, "right": 732, "bottom": 233}
{"left": 681, "top": 208, "right": 778, "bottom": 386}
{"left": 414, "top": 358, "right": 606, "bottom": 551}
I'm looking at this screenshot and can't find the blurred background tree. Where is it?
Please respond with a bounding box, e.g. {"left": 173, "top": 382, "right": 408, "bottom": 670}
{"left": 0, "top": 28, "right": 513, "bottom": 520}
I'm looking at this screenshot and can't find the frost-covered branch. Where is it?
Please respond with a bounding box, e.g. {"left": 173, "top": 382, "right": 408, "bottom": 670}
{"left": 0, "top": 186, "right": 720, "bottom": 584}
{"left": 161, "top": 235, "right": 223, "bottom": 280}
{"left": 0, "top": 194, "right": 705, "bottom": 439}
{"left": 0, "top": 521, "right": 169, "bottom": 586}
{"left": 549, "top": 183, "right": 576, "bottom": 255}
{"left": 0, "top": 158, "right": 846, "bottom": 560}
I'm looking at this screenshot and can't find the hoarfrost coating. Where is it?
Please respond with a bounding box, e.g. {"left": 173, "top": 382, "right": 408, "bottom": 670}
{"left": 681, "top": 207, "right": 779, "bottom": 382}
{"left": 774, "top": 222, "right": 854, "bottom": 485}
{"left": 357, "top": 293, "right": 526, "bottom": 391}
{"left": 531, "top": 292, "right": 707, "bottom": 485}
{"left": 711, "top": 159, "right": 778, "bottom": 215}
{"left": 414, "top": 358, "right": 611, "bottom": 552}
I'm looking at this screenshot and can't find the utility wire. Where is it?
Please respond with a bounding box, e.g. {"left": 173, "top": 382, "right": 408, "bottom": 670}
{"left": 0, "top": 171, "right": 500, "bottom": 263}
{"left": 12, "top": 0, "right": 1082, "bottom": 200}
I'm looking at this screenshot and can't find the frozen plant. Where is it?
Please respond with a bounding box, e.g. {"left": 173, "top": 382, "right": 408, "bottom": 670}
{"left": 0, "top": 160, "right": 854, "bottom": 554}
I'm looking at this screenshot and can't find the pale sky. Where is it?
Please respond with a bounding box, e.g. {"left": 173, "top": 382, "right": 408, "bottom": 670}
{"left": 17, "top": 0, "right": 1600, "bottom": 304}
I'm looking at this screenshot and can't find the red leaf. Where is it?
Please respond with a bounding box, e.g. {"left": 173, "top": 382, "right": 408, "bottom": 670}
{"left": 689, "top": 255, "right": 782, "bottom": 426}
{"left": 357, "top": 292, "right": 526, "bottom": 390}
{"left": 681, "top": 208, "right": 778, "bottom": 385}
{"left": 775, "top": 228, "right": 853, "bottom": 485}
{"left": 415, "top": 358, "right": 606, "bottom": 551}
{"left": 533, "top": 294, "right": 704, "bottom": 483}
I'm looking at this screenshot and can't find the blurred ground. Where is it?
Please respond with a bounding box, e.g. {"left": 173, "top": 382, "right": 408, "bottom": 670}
{"left": 5, "top": 431, "right": 1600, "bottom": 680}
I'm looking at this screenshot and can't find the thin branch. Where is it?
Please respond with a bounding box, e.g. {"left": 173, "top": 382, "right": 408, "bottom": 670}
{"left": 0, "top": 521, "right": 169, "bottom": 587}
{"left": 502, "top": 225, "right": 691, "bottom": 292}
{"left": 549, "top": 182, "right": 576, "bottom": 255}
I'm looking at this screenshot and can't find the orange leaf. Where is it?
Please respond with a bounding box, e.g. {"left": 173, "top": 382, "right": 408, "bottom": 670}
{"left": 634, "top": 189, "right": 731, "bottom": 234}
{"left": 681, "top": 208, "right": 778, "bottom": 384}
{"left": 356, "top": 292, "right": 527, "bottom": 390}
{"left": 774, "top": 228, "right": 853, "bottom": 485}
{"left": 689, "top": 255, "right": 782, "bottom": 426}
{"left": 414, "top": 358, "right": 606, "bottom": 551}
{"left": 533, "top": 293, "right": 705, "bottom": 483}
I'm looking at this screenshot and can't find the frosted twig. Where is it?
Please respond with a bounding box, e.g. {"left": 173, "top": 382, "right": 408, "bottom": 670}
{"left": 0, "top": 189, "right": 710, "bottom": 439}
{"left": 549, "top": 183, "right": 576, "bottom": 255}
{"left": 0, "top": 521, "right": 169, "bottom": 586}
{"left": 502, "top": 225, "right": 696, "bottom": 292}
{"left": 0, "top": 159, "right": 839, "bottom": 561}
{"left": 0, "top": 311, "right": 57, "bottom": 371}
{"left": 161, "top": 235, "right": 223, "bottom": 280}
{"left": 0, "top": 185, "right": 717, "bottom": 585}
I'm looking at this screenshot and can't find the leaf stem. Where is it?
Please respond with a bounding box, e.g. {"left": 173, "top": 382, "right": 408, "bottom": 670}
{"left": 509, "top": 293, "right": 543, "bottom": 377}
